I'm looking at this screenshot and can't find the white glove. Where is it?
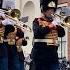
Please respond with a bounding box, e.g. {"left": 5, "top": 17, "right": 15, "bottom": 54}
{"left": 52, "top": 17, "right": 61, "bottom": 25}
{"left": 2, "top": 18, "right": 15, "bottom": 25}
{"left": 0, "top": 12, "right": 6, "bottom": 19}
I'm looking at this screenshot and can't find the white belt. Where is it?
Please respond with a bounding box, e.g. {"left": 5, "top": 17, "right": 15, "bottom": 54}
{"left": 7, "top": 39, "right": 15, "bottom": 45}
{"left": 0, "top": 39, "right": 8, "bottom": 43}
{"left": 4, "top": 39, "right": 15, "bottom": 45}
{"left": 3, "top": 39, "right": 8, "bottom": 42}
{"left": 34, "top": 39, "right": 58, "bottom": 46}
{"left": 0, "top": 39, "right": 15, "bottom": 45}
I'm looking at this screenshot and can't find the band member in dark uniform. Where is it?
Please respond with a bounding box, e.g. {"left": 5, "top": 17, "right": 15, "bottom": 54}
{"left": 4, "top": 25, "right": 20, "bottom": 70}
{"left": 31, "top": 0, "right": 65, "bottom": 70}
{"left": 4, "top": 24, "right": 27, "bottom": 70}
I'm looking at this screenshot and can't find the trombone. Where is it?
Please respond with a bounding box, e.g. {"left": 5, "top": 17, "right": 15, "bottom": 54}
{"left": 51, "top": 14, "right": 70, "bottom": 28}
{"left": 0, "top": 9, "right": 32, "bottom": 32}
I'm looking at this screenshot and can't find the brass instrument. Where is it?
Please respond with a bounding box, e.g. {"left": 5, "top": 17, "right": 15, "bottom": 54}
{"left": 0, "top": 9, "right": 31, "bottom": 32}
{"left": 63, "top": 16, "right": 70, "bottom": 27}
{"left": 10, "top": 9, "right": 21, "bottom": 18}
{"left": 0, "top": 8, "right": 21, "bottom": 21}
{"left": 0, "top": 8, "right": 21, "bottom": 18}
{"left": 51, "top": 14, "right": 70, "bottom": 27}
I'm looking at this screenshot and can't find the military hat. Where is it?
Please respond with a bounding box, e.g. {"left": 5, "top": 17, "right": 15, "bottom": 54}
{"left": 40, "top": 0, "right": 58, "bottom": 12}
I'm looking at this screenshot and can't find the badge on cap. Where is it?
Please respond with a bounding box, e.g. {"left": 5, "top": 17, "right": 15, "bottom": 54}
{"left": 48, "top": 1, "right": 56, "bottom": 8}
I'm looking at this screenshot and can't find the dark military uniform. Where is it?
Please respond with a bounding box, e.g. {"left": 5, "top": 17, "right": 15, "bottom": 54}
{"left": 31, "top": 0, "right": 65, "bottom": 70}
{"left": 31, "top": 18, "right": 65, "bottom": 70}
{"left": 0, "top": 9, "right": 27, "bottom": 70}
{"left": 4, "top": 25, "right": 20, "bottom": 70}
{"left": 4, "top": 25, "right": 27, "bottom": 70}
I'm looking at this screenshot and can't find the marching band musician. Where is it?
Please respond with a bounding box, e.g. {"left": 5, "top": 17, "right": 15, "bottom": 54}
{"left": 3, "top": 19, "right": 27, "bottom": 70}
{"left": 1, "top": 10, "right": 27, "bottom": 70}
{"left": 31, "top": 0, "right": 65, "bottom": 70}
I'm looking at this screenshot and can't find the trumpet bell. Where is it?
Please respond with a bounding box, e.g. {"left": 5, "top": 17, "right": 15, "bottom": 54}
{"left": 63, "top": 16, "right": 70, "bottom": 27}
{"left": 10, "top": 9, "right": 21, "bottom": 19}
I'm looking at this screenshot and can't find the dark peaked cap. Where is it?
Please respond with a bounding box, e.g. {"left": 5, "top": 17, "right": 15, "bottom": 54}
{"left": 40, "top": 0, "right": 58, "bottom": 12}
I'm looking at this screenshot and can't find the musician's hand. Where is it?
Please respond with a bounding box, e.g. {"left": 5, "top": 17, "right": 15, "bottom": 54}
{"left": 48, "top": 23, "right": 57, "bottom": 29}
{"left": 16, "top": 38, "right": 23, "bottom": 46}
{"left": 38, "top": 18, "right": 49, "bottom": 27}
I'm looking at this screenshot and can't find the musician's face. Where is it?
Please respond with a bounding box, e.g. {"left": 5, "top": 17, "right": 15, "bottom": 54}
{"left": 44, "top": 8, "right": 55, "bottom": 18}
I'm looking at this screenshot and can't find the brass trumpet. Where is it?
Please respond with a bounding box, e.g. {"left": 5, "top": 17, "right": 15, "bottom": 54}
{"left": 0, "top": 9, "right": 32, "bottom": 32}
{"left": 51, "top": 14, "right": 70, "bottom": 27}
{"left": 0, "top": 8, "right": 21, "bottom": 21}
